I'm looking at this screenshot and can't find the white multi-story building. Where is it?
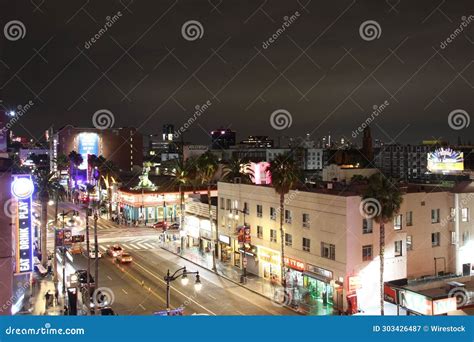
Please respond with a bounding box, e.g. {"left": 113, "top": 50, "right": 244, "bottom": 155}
{"left": 217, "top": 181, "right": 474, "bottom": 314}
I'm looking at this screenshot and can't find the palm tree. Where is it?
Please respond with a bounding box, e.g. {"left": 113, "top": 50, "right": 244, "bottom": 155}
{"left": 362, "top": 173, "right": 403, "bottom": 315}
{"left": 68, "top": 151, "right": 83, "bottom": 199}
{"left": 223, "top": 157, "right": 253, "bottom": 183}
{"left": 171, "top": 158, "right": 196, "bottom": 239}
{"left": 96, "top": 156, "right": 119, "bottom": 219}
{"left": 269, "top": 153, "right": 301, "bottom": 288}
{"left": 33, "top": 169, "right": 62, "bottom": 267}
{"left": 196, "top": 152, "right": 220, "bottom": 271}
{"left": 50, "top": 179, "right": 67, "bottom": 225}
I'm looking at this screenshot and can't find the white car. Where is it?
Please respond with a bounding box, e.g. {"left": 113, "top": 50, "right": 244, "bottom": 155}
{"left": 88, "top": 249, "right": 102, "bottom": 259}
{"left": 106, "top": 244, "right": 124, "bottom": 257}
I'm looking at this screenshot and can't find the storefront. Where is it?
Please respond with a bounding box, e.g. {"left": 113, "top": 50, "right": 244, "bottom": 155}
{"left": 183, "top": 216, "right": 202, "bottom": 248}
{"left": 238, "top": 246, "right": 258, "bottom": 276}
{"left": 303, "top": 264, "right": 334, "bottom": 308}
{"left": 284, "top": 256, "right": 305, "bottom": 288}
{"left": 219, "top": 234, "right": 232, "bottom": 263}
{"left": 257, "top": 246, "right": 280, "bottom": 284}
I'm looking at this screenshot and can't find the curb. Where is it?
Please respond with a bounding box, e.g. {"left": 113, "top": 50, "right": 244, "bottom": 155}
{"left": 160, "top": 246, "right": 303, "bottom": 315}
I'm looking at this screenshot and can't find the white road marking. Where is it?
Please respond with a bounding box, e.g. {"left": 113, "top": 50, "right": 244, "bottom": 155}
{"left": 208, "top": 294, "right": 216, "bottom": 300}
{"left": 143, "top": 243, "right": 155, "bottom": 248}
{"left": 137, "top": 243, "right": 149, "bottom": 249}
{"left": 129, "top": 243, "right": 140, "bottom": 249}
{"left": 122, "top": 244, "right": 132, "bottom": 249}
{"left": 99, "top": 245, "right": 107, "bottom": 251}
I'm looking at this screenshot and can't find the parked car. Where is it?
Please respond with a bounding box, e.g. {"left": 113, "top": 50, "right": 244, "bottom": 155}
{"left": 153, "top": 221, "right": 168, "bottom": 229}
{"left": 168, "top": 223, "right": 180, "bottom": 230}
{"left": 74, "top": 270, "right": 95, "bottom": 285}
{"left": 106, "top": 244, "right": 124, "bottom": 257}
{"left": 115, "top": 252, "right": 133, "bottom": 264}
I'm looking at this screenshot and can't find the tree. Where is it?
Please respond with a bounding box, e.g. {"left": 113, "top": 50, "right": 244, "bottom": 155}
{"left": 33, "top": 169, "right": 62, "bottom": 267}
{"left": 362, "top": 173, "right": 403, "bottom": 315}
{"left": 223, "top": 157, "right": 253, "bottom": 184}
{"left": 196, "top": 152, "right": 220, "bottom": 271}
{"left": 171, "top": 158, "right": 196, "bottom": 238}
{"left": 97, "top": 157, "right": 119, "bottom": 219}
{"left": 269, "top": 153, "right": 301, "bottom": 288}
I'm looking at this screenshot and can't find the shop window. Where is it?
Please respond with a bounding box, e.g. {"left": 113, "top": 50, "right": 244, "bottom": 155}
{"left": 393, "top": 214, "right": 402, "bottom": 230}
{"left": 431, "top": 232, "right": 440, "bottom": 247}
{"left": 256, "top": 204, "right": 263, "bottom": 218}
{"left": 406, "top": 211, "right": 413, "bottom": 226}
{"left": 270, "top": 229, "right": 277, "bottom": 243}
{"left": 285, "top": 233, "right": 292, "bottom": 247}
{"left": 362, "top": 218, "right": 373, "bottom": 234}
{"left": 270, "top": 207, "right": 276, "bottom": 220}
{"left": 461, "top": 208, "right": 469, "bottom": 222}
{"left": 257, "top": 225, "right": 263, "bottom": 239}
{"left": 285, "top": 210, "right": 292, "bottom": 224}
{"left": 406, "top": 235, "right": 413, "bottom": 251}
{"left": 303, "top": 238, "right": 311, "bottom": 252}
{"left": 321, "top": 242, "right": 335, "bottom": 260}
{"left": 303, "top": 213, "right": 310, "bottom": 228}
{"left": 394, "top": 240, "right": 403, "bottom": 257}
{"left": 362, "top": 245, "right": 373, "bottom": 261}
{"left": 431, "top": 209, "right": 440, "bottom": 223}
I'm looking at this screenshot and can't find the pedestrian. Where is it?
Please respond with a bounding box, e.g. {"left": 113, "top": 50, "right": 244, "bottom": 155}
{"left": 44, "top": 291, "right": 51, "bottom": 310}
{"left": 55, "top": 289, "right": 59, "bottom": 306}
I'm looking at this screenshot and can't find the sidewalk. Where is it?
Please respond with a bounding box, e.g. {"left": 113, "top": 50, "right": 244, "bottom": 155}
{"left": 160, "top": 244, "right": 309, "bottom": 315}
{"left": 30, "top": 276, "right": 63, "bottom": 316}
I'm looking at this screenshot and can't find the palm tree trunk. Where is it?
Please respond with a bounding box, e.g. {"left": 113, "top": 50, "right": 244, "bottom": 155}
{"left": 179, "top": 184, "right": 185, "bottom": 252}
{"left": 107, "top": 186, "right": 112, "bottom": 219}
{"left": 54, "top": 193, "right": 59, "bottom": 225}
{"left": 279, "top": 193, "right": 286, "bottom": 288}
{"left": 209, "top": 184, "right": 217, "bottom": 272}
{"left": 93, "top": 211, "right": 99, "bottom": 315}
{"left": 40, "top": 197, "right": 48, "bottom": 267}
{"left": 380, "top": 222, "right": 385, "bottom": 316}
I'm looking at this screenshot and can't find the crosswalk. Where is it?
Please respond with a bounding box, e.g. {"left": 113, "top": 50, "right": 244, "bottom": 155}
{"left": 98, "top": 238, "right": 161, "bottom": 252}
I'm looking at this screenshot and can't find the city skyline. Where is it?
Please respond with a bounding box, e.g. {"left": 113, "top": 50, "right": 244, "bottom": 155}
{"left": 0, "top": 0, "right": 472, "bottom": 146}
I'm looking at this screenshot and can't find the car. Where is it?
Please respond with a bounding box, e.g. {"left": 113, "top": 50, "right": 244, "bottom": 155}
{"left": 168, "top": 223, "right": 180, "bottom": 230}
{"left": 153, "top": 221, "right": 168, "bottom": 229}
{"left": 115, "top": 252, "right": 133, "bottom": 264}
{"left": 74, "top": 270, "right": 95, "bottom": 285}
{"left": 106, "top": 244, "right": 124, "bottom": 257}
{"left": 70, "top": 244, "right": 83, "bottom": 255}
{"left": 85, "top": 249, "right": 102, "bottom": 259}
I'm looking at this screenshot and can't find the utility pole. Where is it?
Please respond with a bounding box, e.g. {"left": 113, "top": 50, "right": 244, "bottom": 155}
{"left": 93, "top": 209, "right": 99, "bottom": 316}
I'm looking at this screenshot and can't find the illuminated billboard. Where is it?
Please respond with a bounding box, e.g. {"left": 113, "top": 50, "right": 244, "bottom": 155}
{"left": 427, "top": 148, "right": 464, "bottom": 173}
{"left": 11, "top": 175, "right": 35, "bottom": 274}
{"left": 77, "top": 132, "right": 99, "bottom": 170}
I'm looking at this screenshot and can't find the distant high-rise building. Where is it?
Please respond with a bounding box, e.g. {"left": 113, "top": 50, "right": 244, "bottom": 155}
{"left": 362, "top": 126, "right": 374, "bottom": 165}
{"left": 240, "top": 136, "right": 273, "bottom": 148}
{"left": 211, "top": 128, "right": 236, "bottom": 149}
{"left": 162, "top": 124, "right": 174, "bottom": 142}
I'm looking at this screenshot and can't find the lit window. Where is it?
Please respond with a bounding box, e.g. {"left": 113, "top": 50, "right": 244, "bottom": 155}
{"left": 270, "top": 229, "right": 277, "bottom": 243}
{"left": 285, "top": 233, "right": 292, "bottom": 247}
{"left": 321, "top": 242, "right": 335, "bottom": 259}
{"left": 303, "top": 238, "right": 311, "bottom": 252}
{"left": 406, "top": 235, "right": 413, "bottom": 251}
{"left": 461, "top": 208, "right": 469, "bottom": 222}
{"left": 302, "top": 213, "right": 310, "bottom": 228}
{"left": 394, "top": 214, "right": 402, "bottom": 230}
{"left": 394, "top": 240, "right": 403, "bottom": 256}
{"left": 431, "top": 209, "right": 440, "bottom": 223}
{"left": 362, "top": 245, "right": 373, "bottom": 261}
{"left": 362, "top": 219, "right": 373, "bottom": 234}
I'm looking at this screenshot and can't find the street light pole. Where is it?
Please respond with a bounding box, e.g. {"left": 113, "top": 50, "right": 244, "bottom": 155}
{"left": 164, "top": 266, "right": 201, "bottom": 313}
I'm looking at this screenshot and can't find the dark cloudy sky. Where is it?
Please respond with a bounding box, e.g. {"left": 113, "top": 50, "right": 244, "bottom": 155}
{"left": 0, "top": 0, "right": 473, "bottom": 146}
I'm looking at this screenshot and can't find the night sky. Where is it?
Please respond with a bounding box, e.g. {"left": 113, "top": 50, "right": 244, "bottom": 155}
{"left": 0, "top": 0, "right": 473, "bottom": 146}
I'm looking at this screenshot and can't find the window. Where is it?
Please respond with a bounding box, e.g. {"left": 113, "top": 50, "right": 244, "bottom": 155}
{"left": 270, "top": 207, "right": 276, "bottom": 220}
{"left": 431, "top": 209, "right": 440, "bottom": 223}
{"left": 321, "top": 242, "right": 335, "bottom": 260}
{"left": 243, "top": 202, "right": 249, "bottom": 215}
{"left": 257, "top": 225, "right": 263, "bottom": 239}
{"left": 270, "top": 229, "right": 277, "bottom": 243}
{"left": 451, "top": 231, "right": 456, "bottom": 245}
{"left": 256, "top": 205, "right": 263, "bottom": 218}
{"left": 303, "top": 213, "right": 310, "bottom": 228}
{"left": 220, "top": 198, "right": 225, "bottom": 209}
{"left": 362, "top": 245, "right": 373, "bottom": 261}
{"left": 406, "top": 211, "right": 413, "bottom": 226}
{"left": 226, "top": 199, "right": 231, "bottom": 210}
{"left": 461, "top": 208, "right": 469, "bottom": 222}
{"left": 285, "top": 233, "right": 292, "bottom": 247}
{"left": 394, "top": 214, "right": 402, "bottom": 230}
{"left": 362, "top": 219, "right": 373, "bottom": 234}
{"left": 406, "top": 235, "right": 413, "bottom": 251}
{"left": 432, "top": 232, "right": 440, "bottom": 247}
{"left": 450, "top": 207, "right": 456, "bottom": 221}
{"left": 303, "top": 238, "right": 311, "bottom": 252}
{"left": 394, "top": 240, "right": 403, "bottom": 257}
{"left": 285, "top": 210, "right": 292, "bottom": 224}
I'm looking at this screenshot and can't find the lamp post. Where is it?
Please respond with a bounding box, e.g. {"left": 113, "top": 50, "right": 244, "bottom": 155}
{"left": 228, "top": 207, "right": 248, "bottom": 284}
{"left": 164, "top": 266, "right": 201, "bottom": 312}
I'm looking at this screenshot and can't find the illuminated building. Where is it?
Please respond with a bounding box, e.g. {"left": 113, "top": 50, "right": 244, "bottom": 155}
{"left": 240, "top": 136, "right": 274, "bottom": 148}
{"left": 211, "top": 128, "right": 236, "bottom": 149}
{"left": 217, "top": 180, "right": 474, "bottom": 315}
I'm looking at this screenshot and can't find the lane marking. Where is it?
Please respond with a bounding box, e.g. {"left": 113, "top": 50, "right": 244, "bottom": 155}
{"left": 129, "top": 243, "right": 140, "bottom": 249}
{"left": 131, "top": 256, "right": 216, "bottom": 316}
